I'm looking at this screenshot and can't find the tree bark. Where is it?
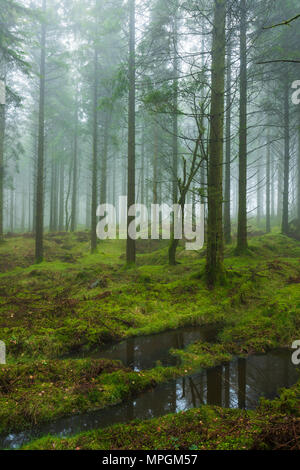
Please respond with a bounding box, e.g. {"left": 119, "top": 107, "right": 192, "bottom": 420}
{"left": 237, "top": 0, "right": 248, "bottom": 253}
{"left": 71, "top": 100, "right": 78, "bottom": 232}
{"left": 224, "top": 24, "right": 232, "bottom": 244}
{"left": 126, "top": 0, "right": 136, "bottom": 264}
{"left": 282, "top": 76, "right": 290, "bottom": 234}
{"left": 58, "top": 160, "right": 64, "bottom": 231}
{"left": 298, "top": 109, "right": 300, "bottom": 220}
{"left": 266, "top": 131, "right": 271, "bottom": 233}
{"left": 206, "top": 0, "right": 226, "bottom": 287}
{"left": 0, "top": 89, "right": 5, "bottom": 241}
{"left": 100, "top": 111, "right": 110, "bottom": 206}
{"left": 35, "top": 0, "right": 46, "bottom": 263}
{"left": 91, "top": 46, "right": 99, "bottom": 253}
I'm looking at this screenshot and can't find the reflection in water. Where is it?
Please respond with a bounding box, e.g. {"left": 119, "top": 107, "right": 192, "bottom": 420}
{"left": 1, "top": 348, "right": 299, "bottom": 449}
{"left": 71, "top": 325, "right": 219, "bottom": 371}
{"left": 238, "top": 358, "right": 246, "bottom": 409}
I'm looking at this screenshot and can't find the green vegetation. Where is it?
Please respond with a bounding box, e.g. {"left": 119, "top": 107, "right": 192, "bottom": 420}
{"left": 0, "top": 358, "right": 183, "bottom": 434}
{"left": 23, "top": 381, "right": 300, "bottom": 450}
{"left": 0, "top": 232, "right": 299, "bottom": 448}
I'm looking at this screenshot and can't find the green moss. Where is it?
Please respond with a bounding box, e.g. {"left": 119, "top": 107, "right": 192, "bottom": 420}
{"left": 22, "top": 381, "right": 300, "bottom": 450}
{"left": 0, "top": 232, "right": 299, "bottom": 450}
{"left": 0, "top": 358, "right": 183, "bottom": 435}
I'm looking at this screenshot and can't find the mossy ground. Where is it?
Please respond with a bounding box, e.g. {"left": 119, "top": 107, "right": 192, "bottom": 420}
{"left": 0, "top": 231, "right": 299, "bottom": 448}
{"left": 23, "top": 381, "right": 300, "bottom": 450}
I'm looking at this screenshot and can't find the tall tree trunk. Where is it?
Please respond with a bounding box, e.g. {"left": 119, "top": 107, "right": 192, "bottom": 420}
{"left": 58, "top": 160, "right": 64, "bottom": 231}
{"left": 49, "top": 158, "right": 54, "bottom": 231}
{"left": 10, "top": 187, "right": 14, "bottom": 233}
{"left": 21, "top": 185, "right": 25, "bottom": 232}
{"left": 28, "top": 183, "right": 31, "bottom": 232}
{"left": 0, "top": 80, "right": 5, "bottom": 241}
{"left": 126, "top": 0, "right": 136, "bottom": 264}
{"left": 91, "top": 46, "right": 99, "bottom": 253}
{"left": 277, "top": 158, "right": 282, "bottom": 221}
{"left": 100, "top": 112, "right": 109, "bottom": 205}
{"left": 172, "top": 3, "right": 178, "bottom": 207}
{"left": 153, "top": 127, "right": 158, "bottom": 205}
{"left": 266, "top": 131, "right": 271, "bottom": 233}
{"left": 298, "top": 109, "right": 300, "bottom": 220}
{"left": 206, "top": 0, "right": 226, "bottom": 287}
{"left": 112, "top": 151, "right": 117, "bottom": 207}
{"left": 53, "top": 160, "right": 58, "bottom": 231}
{"left": 140, "top": 125, "right": 145, "bottom": 205}
{"left": 282, "top": 77, "right": 290, "bottom": 235}
{"left": 35, "top": 0, "right": 46, "bottom": 263}
{"left": 170, "top": 2, "right": 179, "bottom": 261}
{"left": 257, "top": 162, "right": 261, "bottom": 226}
{"left": 237, "top": 0, "right": 248, "bottom": 253}
{"left": 224, "top": 25, "right": 232, "bottom": 244}
{"left": 271, "top": 155, "right": 275, "bottom": 218}
{"left": 71, "top": 101, "right": 78, "bottom": 232}
{"left": 86, "top": 183, "right": 91, "bottom": 229}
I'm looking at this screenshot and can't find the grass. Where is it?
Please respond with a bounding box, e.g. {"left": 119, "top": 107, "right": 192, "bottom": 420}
{"left": 0, "top": 231, "right": 299, "bottom": 448}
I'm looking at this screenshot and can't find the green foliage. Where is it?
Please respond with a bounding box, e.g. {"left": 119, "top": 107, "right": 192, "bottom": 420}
{"left": 0, "top": 233, "right": 299, "bottom": 449}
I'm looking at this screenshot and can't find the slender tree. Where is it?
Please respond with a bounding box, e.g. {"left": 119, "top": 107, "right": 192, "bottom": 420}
{"left": 35, "top": 0, "right": 47, "bottom": 263}
{"left": 236, "top": 0, "right": 248, "bottom": 253}
{"left": 126, "top": 0, "right": 136, "bottom": 264}
{"left": 90, "top": 45, "right": 99, "bottom": 253}
{"left": 282, "top": 74, "right": 290, "bottom": 235}
{"left": 206, "top": 0, "right": 226, "bottom": 287}
{"left": 0, "top": 81, "right": 4, "bottom": 241}
{"left": 224, "top": 18, "right": 232, "bottom": 245}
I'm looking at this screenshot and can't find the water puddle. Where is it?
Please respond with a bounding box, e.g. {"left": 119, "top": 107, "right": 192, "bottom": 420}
{"left": 1, "top": 348, "right": 299, "bottom": 449}
{"left": 69, "top": 324, "right": 219, "bottom": 370}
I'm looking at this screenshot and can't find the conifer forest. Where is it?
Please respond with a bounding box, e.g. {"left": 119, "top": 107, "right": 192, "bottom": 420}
{"left": 0, "top": 0, "right": 300, "bottom": 455}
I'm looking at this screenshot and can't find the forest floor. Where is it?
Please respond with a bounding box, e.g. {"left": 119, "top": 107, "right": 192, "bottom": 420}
{"left": 0, "top": 231, "right": 299, "bottom": 449}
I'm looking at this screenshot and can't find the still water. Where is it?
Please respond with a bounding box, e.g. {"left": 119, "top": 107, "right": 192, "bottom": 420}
{"left": 1, "top": 347, "right": 298, "bottom": 449}
{"left": 74, "top": 324, "right": 219, "bottom": 370}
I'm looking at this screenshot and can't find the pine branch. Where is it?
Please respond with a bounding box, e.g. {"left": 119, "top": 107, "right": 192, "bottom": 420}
{"left": 264, "top": 13, "right": 300, "bottom": 29}
{"left": 257, "top": 59, "right": 300, "bottom": 64}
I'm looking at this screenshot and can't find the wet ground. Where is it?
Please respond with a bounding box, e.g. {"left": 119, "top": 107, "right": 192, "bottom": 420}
{"left": 71, "top": 324, "right": 219, "bottom": 370}
{"left": 1, "top": 327, "right": 299, "bottom": 449}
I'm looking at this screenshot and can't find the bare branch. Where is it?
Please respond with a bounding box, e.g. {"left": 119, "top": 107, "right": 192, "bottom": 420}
{"left": 264, "top": 13, "right": 300, "bottom": 29}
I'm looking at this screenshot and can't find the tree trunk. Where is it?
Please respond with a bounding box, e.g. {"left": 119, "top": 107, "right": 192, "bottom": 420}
{"left": 100, "top": 111, "right": 109, "bottom": 205}
{"left": 266, "top": 131, "right": 271, "bottom": 233}
{"left": 58, "top": 160, "right": 64, "bottom": 231}
{"left": 206, "top": 0, "right": 226, "bottom": 287}
{"left": 297, "top": 109, "right": 300, "bottom": 221}
{"left": 0, "top": 87, "right": 5, "bottom": 241}
{"left": 35, "top": 0, "right": 46, "bottom": 263}
{"left": 10, "top": 186, "right": 14, "bottom": 233}
{"left": 49, "top": 158, "right": 54, "bottom": 231}
{"left": 53, "top": 160, "right": 58, "bottom": 231}
{"left": 224, "top": 25, "right": 232, "bottom": 244}
{"left": 126, "top": 0, "right": 136, "bottom": 264}
{"left": 140, "top": 125, "right": 145, "bottom": 205}
{"left": 282, "top": 77, "right": 290, "bottom": 235}
{"left": 237, "top": 0, "right": 248, "bottom": 253}
{"left": 172, "top": 4, "right": 178, "bottom": 208}
{"left": 91, "top": 46, "right": 99, "bottom": 253}
{"left": 257, "top": 162, "right": 261, "bottom": 226}
{"left": 71, "top": 101, "right": 78, "bottom": 232}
